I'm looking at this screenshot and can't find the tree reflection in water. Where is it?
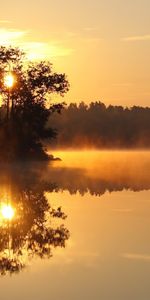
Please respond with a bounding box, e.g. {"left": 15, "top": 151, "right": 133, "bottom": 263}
{"left": 0, "top": 163, "right": 69, "bottom": 276}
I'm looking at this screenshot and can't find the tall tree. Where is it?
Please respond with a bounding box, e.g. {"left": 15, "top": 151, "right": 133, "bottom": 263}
{"left": 0, "top": 46, "right": 69, "bottom": 160}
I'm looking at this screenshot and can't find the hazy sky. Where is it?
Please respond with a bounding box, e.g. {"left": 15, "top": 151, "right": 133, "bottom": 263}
{"left": 1, "top": 0, "right": 150, "bottom": 106}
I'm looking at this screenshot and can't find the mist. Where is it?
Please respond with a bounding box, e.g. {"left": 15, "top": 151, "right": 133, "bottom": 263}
{"left": 48, "top": 101, "right": 150, "bottom": 149}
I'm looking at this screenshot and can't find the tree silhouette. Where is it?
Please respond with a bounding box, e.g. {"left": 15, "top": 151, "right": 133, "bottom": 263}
{"left": 0, "top": 162, "right": 69, "bottom": 275}
{"left": 0, "top": 46, "right": 69, "bottom": 161}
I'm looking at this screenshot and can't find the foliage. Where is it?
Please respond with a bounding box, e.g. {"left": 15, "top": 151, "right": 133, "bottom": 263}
{"left": 0, "top": 162, "right": 69, "bottom": 275}
{"left": 49, "top": 101, "right": 150, "bottom": 148}
{"left": 0, "top": 46, "right": 69, "bottom": 161}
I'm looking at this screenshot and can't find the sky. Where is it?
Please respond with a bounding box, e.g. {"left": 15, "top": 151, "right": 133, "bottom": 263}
{"left": 0, "top": 0, "right": 150, "bottom": 107}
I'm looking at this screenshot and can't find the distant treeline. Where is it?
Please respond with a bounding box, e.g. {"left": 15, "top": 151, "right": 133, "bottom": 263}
{"left": 48, "top": 101, "right": 150, "bottom": 148}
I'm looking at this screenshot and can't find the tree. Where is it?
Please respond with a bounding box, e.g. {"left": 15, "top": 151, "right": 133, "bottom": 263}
{"left": 0, "top": 46, "right": 69, "bottom": 161}
{"left": 0, "top": 162, "right": 69, "bottom": 275}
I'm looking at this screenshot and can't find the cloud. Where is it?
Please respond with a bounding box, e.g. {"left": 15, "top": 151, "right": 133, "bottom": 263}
{"left": 122, "top": 35, "right": 150, "bottom": 42}
{"left": 23, "top": 42, "right": 74, "bottom": 60}
{"left": 0, "top": 28, "right": 27, "bottom": 45}
{"left": 0, "top": 28, "right": 73, "bottom": 60}
{"left": 121, "top": 253, "right": 150, "bottom": 261}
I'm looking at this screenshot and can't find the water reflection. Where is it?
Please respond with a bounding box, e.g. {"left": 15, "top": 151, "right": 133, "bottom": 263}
{"left": 48, "top": 151, "right": 150, "bottom": 196}
{"left": 0, "top": 151, "right": 150, "bottom": 276}
{"left": 0, "top": 163, "right": 69, "bottom": 276}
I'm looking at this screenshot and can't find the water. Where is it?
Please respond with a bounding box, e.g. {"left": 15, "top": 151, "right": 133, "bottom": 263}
{"left": 0, "top": 151, "right": 150, "bottom": 300}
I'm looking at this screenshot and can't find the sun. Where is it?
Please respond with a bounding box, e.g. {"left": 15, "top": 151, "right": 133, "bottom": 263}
{"left": 4, "top": 73, "right": 15, "bottom": 88}
{"left": 1, "top": 204, "right": 15, "bottom": 220}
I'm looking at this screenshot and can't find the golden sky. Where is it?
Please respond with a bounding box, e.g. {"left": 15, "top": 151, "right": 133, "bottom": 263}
{"left": 1, "top": 0, "right": 150, "bottom": 107}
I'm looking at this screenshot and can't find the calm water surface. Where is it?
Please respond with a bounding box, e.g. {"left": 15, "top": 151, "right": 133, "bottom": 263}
{"left": 0, "top": 151, "right": 150, "bottom": 300}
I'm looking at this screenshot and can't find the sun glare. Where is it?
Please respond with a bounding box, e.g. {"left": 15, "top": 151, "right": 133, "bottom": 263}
{"left": 1, "top": 204, "right": 15, "bottom": 220}
{"left": 4, "top": 73, "right": 14, "bottom": 88}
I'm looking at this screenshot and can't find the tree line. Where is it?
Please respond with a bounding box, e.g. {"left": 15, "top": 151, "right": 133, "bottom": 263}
{"left": 48, "top": 101, "right": 150, "bottom": 148}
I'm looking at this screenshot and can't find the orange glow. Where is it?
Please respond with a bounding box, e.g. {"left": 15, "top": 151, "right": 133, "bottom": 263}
{"left": 4, "top": 73, "right": 15, "bottom": 88}
{"left": 1, "top": 204, "right": 15, "bottom": 220}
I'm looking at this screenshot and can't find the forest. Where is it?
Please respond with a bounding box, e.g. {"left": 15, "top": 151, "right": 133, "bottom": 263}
{"left": 48, "top": 101, "right": 150, "bottom": 149}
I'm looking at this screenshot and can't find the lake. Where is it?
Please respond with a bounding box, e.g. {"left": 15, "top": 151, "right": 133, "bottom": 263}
{"left": 0, "top": 150, "right": 150, "bottom": 300}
